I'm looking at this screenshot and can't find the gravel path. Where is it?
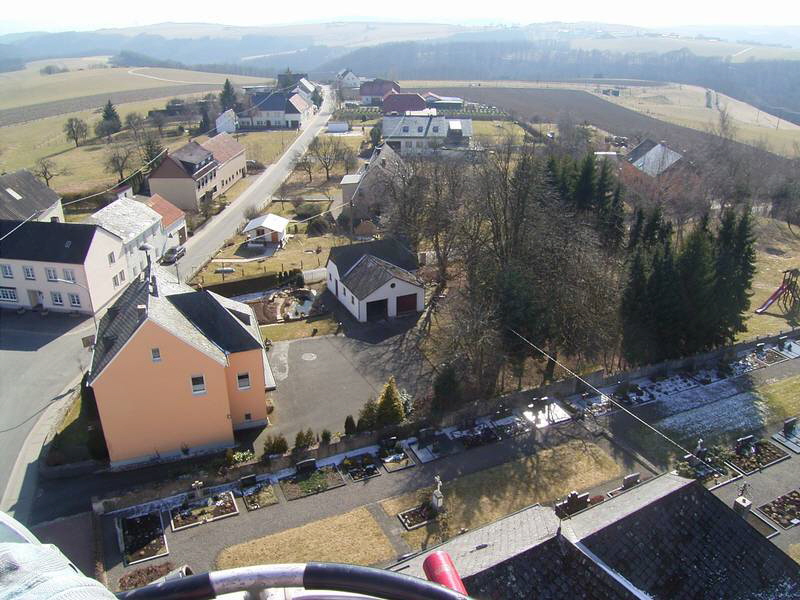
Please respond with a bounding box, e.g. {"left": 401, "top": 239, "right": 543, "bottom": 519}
{"left": 0, "top": 84, "right": 221, "bottom": 127}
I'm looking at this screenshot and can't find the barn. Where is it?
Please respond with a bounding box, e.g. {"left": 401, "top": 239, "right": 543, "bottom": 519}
{"left": 326, "top": 239, "right": 423, "bottom": 322}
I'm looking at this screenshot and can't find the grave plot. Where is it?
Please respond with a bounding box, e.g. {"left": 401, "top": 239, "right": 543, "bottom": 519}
{"left": 759, "top": 348, "right": 789, "bottom": 365}
{"left": 758, "top": 489, "right": 800, "bottom": 529}
{"left": 397, "top": 503, "right": 436, "bottom": 531}
{"left": 491, "top": 416, "right": 533, "bottom": 438}
{"left": 450, "top": 421, "right": 500, "bottom": 448}
{"left": 118, "top": 512, "right": 168, "bottom": 566}
{"left": 674, "top": 446, "right": 740, "bottom": 489}
{"left": 690, "top": 367, "right": 726, "bottom": 386}
{"left": 729, "top": 353, "right": 765, "bottom": 377}
{"left": 606, "top": 472, "right": 650, "bottom": 498}
{"left": 241, "top": 484, "right": 279, "bottom": 511}
{"left": 727, "top": 437, "right": 789, "bottom": 475}
{"left": 644, "top": 372, "right": 698, "bottom": 396}
{"left": 522, "top": 400, "right": 571, "bottom": 429}
{"left": 772, "top": 417, "right": 800, "bottom": 453}
{"left": 776, "top": 338, "right": 800, "bottom": 359}
{"left": 408, "top": 429, "right": 464, "bottom": 463}
{"left": 279, "top": 460, "right": 345, "bottom": 501}
{"left": 341, "top": 453, "right": 382, "bottom": 482}
{"left": 169, "top": 491, "right": 239, "bottom": 531}
{"left": 379, "top": 438, "right": 415, "bottom": 472}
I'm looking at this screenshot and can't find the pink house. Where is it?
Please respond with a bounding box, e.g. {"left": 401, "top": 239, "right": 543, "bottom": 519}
{"left": 88, "top": 266, "right": 274, "bottom": 467}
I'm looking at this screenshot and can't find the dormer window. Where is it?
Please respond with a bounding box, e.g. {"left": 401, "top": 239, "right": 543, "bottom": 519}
{"left": 402, "top": 126, "right": 409, "bottom": 133}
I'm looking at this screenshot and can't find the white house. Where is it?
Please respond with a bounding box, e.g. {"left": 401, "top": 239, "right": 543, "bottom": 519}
{"left": 326, "top": 239, "right": 423, "bottom": 322}
{"left": 336, "top": 69, "right": 361, "bottom": 89}
{"left": 215, "top": 109, "right": 238, "bottom": 135}
{"left": 0, "top": 170, "right": 64, "bottom": 223}
{"left": 86, "top": 198, "right": 165, "bottom": 279}
{"left": 243, "top": 213, "right": 290, "bottom": 246}
{"left": 0, "top": 220, "right": 126, "bottom": 315}
{"left": 382, "top": 114, "right": 473, "bottom": 155}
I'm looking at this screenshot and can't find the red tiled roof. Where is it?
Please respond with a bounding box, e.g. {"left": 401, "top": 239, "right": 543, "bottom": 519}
{"left": 142, "top": 193, "right": 185, "bottom": 228}
{"left": 382, "top": 92, "right": 426, "bottom": 114}
{"left": 200, "top": 132, "right": 245, "bottom": 165}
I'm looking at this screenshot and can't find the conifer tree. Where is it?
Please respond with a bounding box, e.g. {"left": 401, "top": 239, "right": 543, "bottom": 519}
{"left": 220, "top": 78, "right": 236, "bottom": 111}
{"left": 573, "top": 153, "right": 596, "bottom": 210}
{"left": 376, "top": 376, "right": 405, "bottom": 426}
{"left": 713, "top": 209, "right": 739, "bottom": 343}
{"left": 601, "top": 183, "right": 626, "bottom": 249}
{"left": 677, "top": 224, "right": 716, "bottom": 355}
{"left": 733, "top": 208, "right": 757, "bottom": 328}
{"left": 102, "top": 99, "right": 120, "bottom": 126}
{"left": 628, "top": 207, "right": 645, "bottom": 251}
{"left": 594, "top": 158, "right": 613, "bottom": 211}
{"left": 648, "top": 240, "right": 682, "bottom": 360}
{"left": 621, "top": 251, "right": 655, "bottom": 364}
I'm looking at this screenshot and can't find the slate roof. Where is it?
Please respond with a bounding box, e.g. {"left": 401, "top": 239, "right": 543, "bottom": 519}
{"left": 391, "top": 474, "right": 800, "bottom": 600}
{"left": 168, "top": 290, "right": 263, "bottom": 354}
{"left": 85, "top": 198, "right": 161, "bottom": 244}
{"left": 0, "top": 220, "right": 105, "bottom": 264}
{"left": 171, "top": 141, "right": 212, "bottom": 166}
{"left": 328, "top": 238, "right": 418, "bottom": 275}
{"left": 341, "top": 254, "right": 422, "bottom": 300}
{"left": 89, "top": 268, "right": 262, "bottom": 383}
{"left": 0, "top": 170, "right": 61, "bottom": 220}
{"left": 627, "top": 139, "right": 682, "bottom": 176}
{"left": 251, "top": 92, "right": 290, "bottom": 112}
{"left": 200, "top": 133, "right": 245, "bottom": 165}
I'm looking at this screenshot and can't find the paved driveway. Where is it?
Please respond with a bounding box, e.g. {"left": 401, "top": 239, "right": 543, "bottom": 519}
{"left": 263, "top": 326, "right": 433, "bottom": 443}
{"left": 0, "top": 310, "right": 94, "bottom": 516}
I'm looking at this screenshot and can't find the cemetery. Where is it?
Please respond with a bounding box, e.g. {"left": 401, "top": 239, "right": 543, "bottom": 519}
{"left": 772, "top": 417, "right": 800, "bottom": 453}
{"left": 727, "top": 436, "right": 789, "bottom": 475}
{"left": 758, "top": 489, "right": 800, "bottom": 529}
{"left": 341, "top": 452, "right": 382, "bottom": 482}
{"left": 118, "top": 512, "right": 168, "bottom": 566}
{"left": 169, "top": 491, "right": 239, "bottom": 531}
{"left": 279, "top": 459, "right": 346, "bottom": 500}
{"left": 397, "top": 476, "right": 445, "bottom": 531}
{"left": 674, "top": 442, "right": 740, "bottom": 489}
{"left": 379, "top": 438, "right": 415, "bottom": 472}
{"left": 240, "top": 477, "right": 279, "bottom": 511}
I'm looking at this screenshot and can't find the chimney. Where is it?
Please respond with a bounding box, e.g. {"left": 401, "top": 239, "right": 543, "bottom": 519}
{"left": 136, "top": 304, "right": 147, "bottom": 318}
{"left": 150, "top": 275, "right": 158, "bottom": 297}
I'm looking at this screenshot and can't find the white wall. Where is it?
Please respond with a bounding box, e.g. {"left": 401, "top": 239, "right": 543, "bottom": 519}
{"left": 361, "top": 277, "right": 424, "bottom": 319}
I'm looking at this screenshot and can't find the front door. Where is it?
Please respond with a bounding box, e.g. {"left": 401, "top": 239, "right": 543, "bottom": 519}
{"left": 27, "top": 289, "right": 43, "bottom": 308}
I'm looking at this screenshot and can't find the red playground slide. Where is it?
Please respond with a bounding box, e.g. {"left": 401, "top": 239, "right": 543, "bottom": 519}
{"left": 755, "top": 282, "right": 788, "bottom": 314}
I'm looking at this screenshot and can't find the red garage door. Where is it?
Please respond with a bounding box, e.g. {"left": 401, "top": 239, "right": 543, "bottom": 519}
{"left": 396, "top": 293, "right": 417, "bottom": 314}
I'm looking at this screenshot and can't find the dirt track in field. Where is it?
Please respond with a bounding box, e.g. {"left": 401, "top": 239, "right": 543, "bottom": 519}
{"left": 0, "top": 83, "right": 220, "bottom": 127}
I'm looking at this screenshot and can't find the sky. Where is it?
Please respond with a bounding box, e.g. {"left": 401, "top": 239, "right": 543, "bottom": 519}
{"left": 3, "top": 0, "right": 799, "bottom": 34}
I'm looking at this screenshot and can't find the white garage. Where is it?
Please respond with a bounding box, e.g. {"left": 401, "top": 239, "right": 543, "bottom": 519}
{"left": 326, "top": 239, "right": 423, "bottom": 323}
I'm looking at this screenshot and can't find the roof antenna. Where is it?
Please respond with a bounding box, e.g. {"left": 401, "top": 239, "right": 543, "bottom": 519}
{"left": 139, "top": 243, "right": 156, "bottom": 295}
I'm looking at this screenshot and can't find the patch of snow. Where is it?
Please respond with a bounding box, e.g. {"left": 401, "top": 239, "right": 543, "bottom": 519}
{"left": 657, "top": 391, "right": 769, "bottom": 441}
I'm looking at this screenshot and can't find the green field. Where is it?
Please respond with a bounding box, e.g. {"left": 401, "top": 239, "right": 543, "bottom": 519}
{"left": 0, "top": 57, "right": 267, "bottom": 111}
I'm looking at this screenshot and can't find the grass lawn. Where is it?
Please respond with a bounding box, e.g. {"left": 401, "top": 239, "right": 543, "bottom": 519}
{"left": 48, "top": 391, "right": 91, "bottom": 464}
{"left": 380, "top": 440, "right": 621, "bottom": 550}
{"left": 789, "top": 544, "right": 800, "bottom": 564}
{"left": 193, "top": 233, "right": 348, "bottom": 286}
{"left": 739, "top": 218, "right": 800, "bottom": 341}
{"left": 237, "top": 130, "right": 300, "bottom": 165}
{"left": 471, "top": 120, "right": 531, "bottom": 144}
{"left": 260, "top": 314, "right": 339, "bottom": 342}
{"left": 755, "top": 375, "right": 800, "bottom": 422}
{"left": 216, "top": 507, "right": 395, "bottom": 569}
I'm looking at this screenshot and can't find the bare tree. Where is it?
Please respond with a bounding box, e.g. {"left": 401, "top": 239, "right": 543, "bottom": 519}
{"left": 341, "top": 146, "right": 358, "bottom": 174}
{"left": 104, "top": 144, "right": 135, "bottom": 182}
{"left": 276, "top": 179, "right": 291, "bottom": 209}
{"left": 63, "top": 118, "right": 88, "bottom": 147}
{"left": 294, "top": 153, "right": 314, "bottom": 183}
{"left": 150, "top": 112, "right": 167, "bottom": 137}
{"left": 32, "top": 157, "right": 68, "bottom": 188}
{"left": 309, "top": 136, "right": 343, "bottom": 180}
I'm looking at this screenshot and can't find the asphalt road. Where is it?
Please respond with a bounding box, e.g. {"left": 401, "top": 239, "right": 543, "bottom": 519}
{"left": 175, "top": 86, "right": 334, "bottom": 281}
{"left": 0, "top": 312, "right": 94, "bottom": 504}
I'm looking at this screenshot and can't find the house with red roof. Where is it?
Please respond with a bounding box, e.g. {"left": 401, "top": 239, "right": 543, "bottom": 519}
{"left": 382, "top": 92, "right": 427, "bottom": 114}
{"left": 136, "top": 193, "right": 188, "bottom": 247}
{"left": 360, "top": 78, "right": 400, "bottom": 106}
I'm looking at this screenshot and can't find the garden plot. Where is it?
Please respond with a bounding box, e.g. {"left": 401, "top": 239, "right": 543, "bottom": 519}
{"left": 758, "top": 489, "right": 800, "bottom": 529}
{"left": 759, "top": 348, "right": 790, "bottom": 365}
{"left": 118, "top": 512, "right": 168, "bottom": 566}
{"left": 241, "top": 483, "right": 279, "bottom": 511}
{"left": 279, "top": 465, "right": 346, "bottom": 501}
{"left": 673, "top": 447, "right": 741, "bottom": 490}
{"left": 169, "top": 491, "right": 239, "bottom": 531}
{"left": 729, "top": 352, "right": 766, "bottom": 377}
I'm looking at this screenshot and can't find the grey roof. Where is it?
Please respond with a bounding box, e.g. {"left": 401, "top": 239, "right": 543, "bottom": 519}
{"left": 0, "top": 220, "right": 105, "bottom": 264}
{"left": 168, "top": 291, "right": 263, "bottom": 354}
{"left": 251, "top": 92, "right": 291, "bottom": 112}
{"left": 85, "top": 198, "right": 161, "bottom": 244}
{"left": 89, "top": 268, "right": 263, "bottom": 383}
{"left": 328, "top": 238, "right": 418, "bottom": 275}
{"left": 171, "top": 141, "right": 212, "bottom": 165}
{"left": 0, "top": 170, "right": 61, "bottom": 220}
{"left": 392, "top": 474, "right": 800, "bottom": 600}
{"left": 341, "top": 254, "right": 422, "bottom": 300}
{"left": 627, "top": 139, "right": 682, "bottom": 176}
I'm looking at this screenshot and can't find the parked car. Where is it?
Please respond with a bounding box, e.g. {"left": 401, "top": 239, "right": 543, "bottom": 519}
{"left": 161, "top": 245, "right": 185, "bottom": 265}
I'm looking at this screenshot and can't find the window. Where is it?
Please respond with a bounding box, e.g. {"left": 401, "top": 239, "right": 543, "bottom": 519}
{"left": 244, "top": 413, "right": 252, "bottom": 421}
{"left": 433, "top": 126, "right": 439, "bottom": 133}
{"left": 237, "top": 373, "right": 251, "bottom": 390}
{"left": 191, "top": 375, "right": 206, "bottom": 395}
{"left": 107, "top": 252, "right": 115, "bottom": 265}
{"left": 63, "top": 268, "right": 75, "bottom": 283}
{"left": 151, "top": 348, "right": 161, "bottom": 362}
{"left": 351, "top": 296, "right": 355, "bottom": 304}
{"left": 119, "top": 270, "right": 125, "bottom": 283}
{"left": 390, "top": 282, "right": 396, "bottom": 288}
{"left": 402, "top": 126, "right": 409, "bottom": 132}
{"left": 417, "top": 126, "right": 423, "bottom": 132}
{"left": 328, "top": 273, "right": 332, "bottom": 280}
{"left": 51, "top": 291, "right": 63, "bottom": 306}
{"left": 68, "top": 293, "right": 81, "bottom": 308}
{"left": 45, "top": 267, "right": 57, "bottom": 281}
{"left": 0, "top": 287, "right": 18, "bottom": 302}
{"left": 1, "top": 264, "right": 12, "bottom": 278}
{"left": 23, "top": 266, "right": 35, "bottom": 280}
{"left": 112, "top": 275, "right": 119, "bottom": 288}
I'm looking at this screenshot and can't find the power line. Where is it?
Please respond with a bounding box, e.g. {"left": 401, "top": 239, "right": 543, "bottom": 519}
{"left": 507, "top": 327, "right": 724, "bottom": 476}
{"left": 0, "top": 209, "right": 43, "bottom": 242}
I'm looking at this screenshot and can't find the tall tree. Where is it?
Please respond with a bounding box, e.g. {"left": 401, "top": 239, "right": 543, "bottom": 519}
{"left": 677, "top": 220, "right": 716, "bottom": 355}
{"left": 140, "top": 132, "right": 165, "bottom": 170}
{"left": 376, "top": 376, "right": 405, "bottom": 426}
{"left": 104, "top": 143, "right": 134, "bottom": 181}
{"left": 219, "top": 78, "right": 236, "bottom": 111}
{"left": 32, "top": 157, "right": 67, "bottom": 188}
{"left": 621, "top": 250, "right": 655, "bottom": 364}
{"left": 573, "top": 152, "right": 596, "bottom": 210}
{"left": 601, "top": 183, "right": 626, "bottom": 248}
{"left": 309, "top": 136, "right": 342, "bottom": 180}
{"left": 63, "top": 117, "right": 88, "bottom": 147}
{"left": 594, "top": 157, "right": 613, "bottom": 211}
{"left": 648, "top": 240, "right": 682, "bottom": 361}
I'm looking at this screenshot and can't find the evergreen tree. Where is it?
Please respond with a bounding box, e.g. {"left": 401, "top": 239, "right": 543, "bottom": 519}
{"left": 358, "top": 398, "right": 379, "bottom": 431}
{"left": 376, "top": 376, "right": 405, "bottom": 426}
{"left": 573, "top": 153, "right": 596, "bottom": 210}
{"left": 432, "top": 363, "right": 462, "bottom": 413}
{"left": 648, "top": 240, "right": 682, "bottom": 360}
{"left": 677, "top": 225, "right": 717, "bottom": 355}
{"left": 102, "top": 99, "right": 120, "bottom": 126}
{"left": 628, "top": 207, "right": 645, "bottom": 251}
{"left": 642, "top": 206, "right": 665, "bottom": 247}
{"left": 344, "top": 415, "right": 357, "bottom": 435}
{"left": 220, "top": 78, "right": 236, "bottom": 111}
{"left": 712, "top": 209, "right": 740, "bottom": 343}
{"left": 594, "top": 158, "right": 613, "bottom": 211}
{"left": 732, "top": 208, "right": 757, "bottom": 330}
{"left": 601, "top": 183, "right": 626, "bottom": 249}
{"left": 621, "top": 251, "right": 655, "bottom": 364}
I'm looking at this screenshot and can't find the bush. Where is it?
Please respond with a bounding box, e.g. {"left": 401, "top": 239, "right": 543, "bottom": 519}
{"left": 358, "top": 398, "right": 379, "bottom": 431}
{"left": 296, "top": 202, "right": 322, "bottom": 220}
{"left": 344, "top": 415, "right": 357, "bottom": 435}
{"left": 294, "top": 429, "right": 315, "bottom": 450}
{"left": 263, "top": 434, "right": 288, "bottom": 456}
{"left": 432, "top": 363, "right": 462, "bottom": 413}
{"left": 244, "top": 205, "right": 261, "bottom": 221}
{"left": 321, "top": 429, "right": 332, "bottom": 444}
{"left": 306, "top": 216, "right": 330, "bottom": 236}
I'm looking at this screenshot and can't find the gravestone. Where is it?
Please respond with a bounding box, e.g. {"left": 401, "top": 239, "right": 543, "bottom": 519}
{"left": 784, "top": 417, "right": 798, "bottom": 437}
{"left": 431, "top": 476, "right": 444, "bottom": 514}
{"left": 622, "top": 473, "right": 640, "bottom": 489}
{"left": 735, "top": 435, "right": 755, "bottom": 455}
{"left": 296, "top": 458, "right": 317, "bottom": 474}
{"left": 733, "top": 496, "right": 752, "bottom": 516}
{"left": 240, "top": 475, "right": 257, "bottom": 489}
